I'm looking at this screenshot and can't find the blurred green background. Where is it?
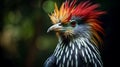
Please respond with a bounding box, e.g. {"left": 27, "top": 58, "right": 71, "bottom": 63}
{"left": 0, "top": 0, "right": 118, "bottom": 67}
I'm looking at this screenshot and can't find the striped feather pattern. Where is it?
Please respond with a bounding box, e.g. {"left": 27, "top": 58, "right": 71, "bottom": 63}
{"left": 53, "top": 37, "right": 103, "bottom": 67}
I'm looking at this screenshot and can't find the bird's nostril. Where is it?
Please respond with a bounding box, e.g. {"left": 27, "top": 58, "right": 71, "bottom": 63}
{"left": 59, "top": 23, "right": 62, "bottom": 26}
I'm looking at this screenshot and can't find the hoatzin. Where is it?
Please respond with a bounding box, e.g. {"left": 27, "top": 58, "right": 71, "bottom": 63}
{"left": 44, "top": 0, "right": 105, "bottom": 67}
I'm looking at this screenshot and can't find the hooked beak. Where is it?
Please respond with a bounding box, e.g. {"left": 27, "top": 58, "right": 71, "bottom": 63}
{"left": 47, "top": 23, "right": 63, "bottom": 33}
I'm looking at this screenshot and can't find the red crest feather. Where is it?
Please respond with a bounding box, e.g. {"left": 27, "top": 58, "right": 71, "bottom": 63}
{"left": 49, "top": 0, "right": 106, "bottom": 24}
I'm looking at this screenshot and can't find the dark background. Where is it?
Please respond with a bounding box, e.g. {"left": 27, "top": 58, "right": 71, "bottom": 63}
{"left": 101, "top": 0, "right": 120, "bottom": 67}
{"left": 0, "top": 0, "right": 120, "bottom": 67}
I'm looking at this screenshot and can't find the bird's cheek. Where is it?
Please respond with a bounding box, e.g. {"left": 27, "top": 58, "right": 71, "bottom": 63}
{"left": 63, "top": 30, "right": 73, "bottom": 37}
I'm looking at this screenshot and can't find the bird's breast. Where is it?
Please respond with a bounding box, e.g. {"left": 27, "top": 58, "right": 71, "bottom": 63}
{"left": 53, "top": 38, "right": 103, "bottom": 67}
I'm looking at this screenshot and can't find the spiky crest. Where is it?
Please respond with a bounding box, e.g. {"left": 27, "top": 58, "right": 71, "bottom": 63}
{"left": 49, "top": 0, "right": 105, "bottom": 24}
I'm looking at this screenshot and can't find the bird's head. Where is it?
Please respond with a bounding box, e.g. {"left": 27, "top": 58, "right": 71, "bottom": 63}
{"left": 47, "top": 0, "right": 105, "bottom": 43}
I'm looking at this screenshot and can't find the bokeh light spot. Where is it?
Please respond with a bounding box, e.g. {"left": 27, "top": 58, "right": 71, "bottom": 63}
{"left": 42, "top": 0, "right": 55, "bottom": 13}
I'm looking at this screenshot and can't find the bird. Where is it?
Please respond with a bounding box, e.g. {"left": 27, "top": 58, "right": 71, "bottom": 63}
{"left": 44, "top": 0, "right": 105, "bottom": 67}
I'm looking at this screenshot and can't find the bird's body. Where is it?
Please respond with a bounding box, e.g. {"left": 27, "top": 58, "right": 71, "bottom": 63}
{"left": 44, "top": 28, "right": 103, "bottom": 67}
{"left": 44, "top": 0, "right": 105, "bottom": 67}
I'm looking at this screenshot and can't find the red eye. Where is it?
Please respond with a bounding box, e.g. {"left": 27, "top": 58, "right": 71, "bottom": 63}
{"left": 71, "top": 21, "right": 76, "bottom": 27}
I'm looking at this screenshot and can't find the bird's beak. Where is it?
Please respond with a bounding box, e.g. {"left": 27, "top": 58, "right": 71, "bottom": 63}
{"left": 47, "top": 23, "right": 63, "bottom": 33}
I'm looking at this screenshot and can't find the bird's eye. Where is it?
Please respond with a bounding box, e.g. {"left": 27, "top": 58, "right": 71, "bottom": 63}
{"left": 70, "top": 21, "right": 76, "bottom": 27}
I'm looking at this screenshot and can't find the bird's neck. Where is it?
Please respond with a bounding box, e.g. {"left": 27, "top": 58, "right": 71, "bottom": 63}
{"left": 57, "top": 36, "right": 97, "bottom": 48}
{"left": 53, "top": 37, "right": 99, "bottom": 59}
